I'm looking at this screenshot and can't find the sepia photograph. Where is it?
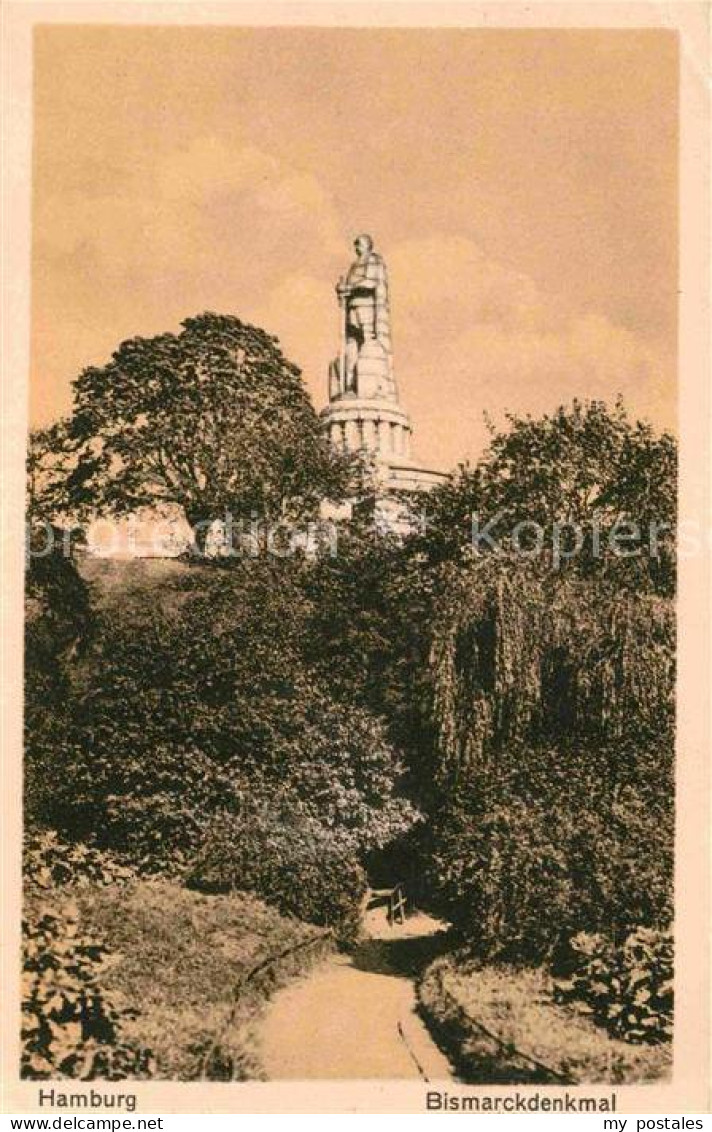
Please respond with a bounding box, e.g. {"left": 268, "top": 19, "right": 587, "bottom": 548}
{"left": 2, "top": 2, "right": 710, "bottom": 1119}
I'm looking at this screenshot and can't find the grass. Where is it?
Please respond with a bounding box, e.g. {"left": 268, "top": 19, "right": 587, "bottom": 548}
{"left": 27, "top": 877, "right": 332, "bottom": 1080}
{"left": 77, "top": 553, "right": 200, "bottom": 614}
{"left": 418, "top": 952, "right": 672, "bottom": 1086}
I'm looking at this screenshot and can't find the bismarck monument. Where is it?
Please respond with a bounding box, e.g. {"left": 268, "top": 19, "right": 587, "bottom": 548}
{"left": 320, "top": 234, "right": 448, "bottom": 496}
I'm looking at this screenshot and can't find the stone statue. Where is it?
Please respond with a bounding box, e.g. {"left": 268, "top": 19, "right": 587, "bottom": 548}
{"left": 330, "top": 234, "right": 396, "bottom": 402}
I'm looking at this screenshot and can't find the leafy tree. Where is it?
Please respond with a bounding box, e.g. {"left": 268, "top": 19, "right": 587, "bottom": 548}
{"left": 26, "top": 424, "right": 76, "bottom": 527}
{"left": 25, "top": 530, "right": 93, "bottom": 831}
{"left": 298, "top": 399, "right": 677, "bottom": 821}
{"left": 415, "top": 556, "right": 674, "bottom": 958}
{"left": 302, "top": 521, "right": 445, "bottom": 807}
{"left": 411, "top": 399, "right": 676, "bottom": 594}
{"left": 62, "top": 313, "right": 354, "bottom": 549}
{"left": 427, "top": 557, "right": 675, "bottom": 787}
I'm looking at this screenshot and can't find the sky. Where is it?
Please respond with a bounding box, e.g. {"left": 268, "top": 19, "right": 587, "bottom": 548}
{"left": 31, "top": 26, "right": 678, "bottom": 470}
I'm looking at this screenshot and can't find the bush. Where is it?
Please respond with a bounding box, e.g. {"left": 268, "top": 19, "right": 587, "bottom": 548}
{"left": 421, "top": 741, "right": 673, "bottom": 961}
{"left": 24, "top": 543, "right": 92, "bottom": 831}
{"left": 188, "top": 805, "right": 366, "bottom": 943}
{"left": 24, "top": 831, "right": 135, "bottom": 891}
{"left": 553, "top": 928, "right": 673, "bottom": 1044}
{"left": 423, "top": 794, "right": 573, "bottom": 960}
{"left": 30, "top": 564, "right": 418, "bottom": 873}
{"left": 22, "top": 902, "right": 153, "bottom": 1080}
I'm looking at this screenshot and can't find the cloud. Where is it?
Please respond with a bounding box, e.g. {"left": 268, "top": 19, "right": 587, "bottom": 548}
{"left": 253, "top": 272, "right": 335, "bottom": 403}
{"left": 386, "top": 236, "right": 675, "bottom": 468}
{"left": 31, "top": 136, "right": 347, "bottom": 420}
{"left": 389, "top": 236, "right": 551, "bottom": 337}
{"left": 34, "top": 137, "right": 345, "bottom": 289}
{"left": 32, "top": 194, "right": 674, "bottom": 472}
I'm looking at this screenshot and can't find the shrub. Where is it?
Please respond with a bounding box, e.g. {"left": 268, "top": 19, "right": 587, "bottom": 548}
{"left": 24, "top": 542, "right": 92, "bottom": 831}
{"left": 188, "top": 805, "right": 366, "bottom": 943}
{"left": 420, "top": 740, "right": 673, "bottom": 961}
{"left": 32, "top": 565, "right": 418, "bottom": 874}
{"left": 553, "top": 928, "right": 673, "bottom": 1044}
{"left": 22, "top": 902, "right": 153, "bottom": 1080}
{"left": 24, "top": 831, "right": 135, "bottom": 891}
{"left": 422, "top": 794, "right": 574, "bottom": 960}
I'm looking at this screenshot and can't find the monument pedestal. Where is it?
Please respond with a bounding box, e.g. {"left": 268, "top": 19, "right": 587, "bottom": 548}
{"left": 320, "top": 396, "right": 413, "bottom": 463}
{"left": 320, "top": 393, "right": 449, "bottom": 504}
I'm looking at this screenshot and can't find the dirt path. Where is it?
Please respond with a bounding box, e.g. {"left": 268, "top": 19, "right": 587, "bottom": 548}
{"left": 258, "top": 903, "right": 454, "bottom": 1080}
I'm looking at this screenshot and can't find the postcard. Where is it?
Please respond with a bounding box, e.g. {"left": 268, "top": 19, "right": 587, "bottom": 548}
{"left": 2, "top": 1, "right": 709, "bottom": 1116}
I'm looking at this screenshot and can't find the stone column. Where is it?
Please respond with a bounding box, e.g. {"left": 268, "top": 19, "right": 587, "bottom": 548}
{"left": 345, "top": 418, "right": 360, "bottom": 452}
{"left": 373, "top": 418, "right": 383, "bottom": 457}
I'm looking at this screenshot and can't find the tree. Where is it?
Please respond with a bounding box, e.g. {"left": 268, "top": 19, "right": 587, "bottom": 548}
{"left": 62, "top": 313, "right": 354, "bottom": 549}
{"left": 302, "top": 519, "right": 446, "bottom": 808}
{"left": 415, "top": 555, "right": 675, "bottom": 958}
{"left": 25, "top": 528, "right": 93, "bottom": 831}
{"left": 410, "top": 399, "right": 676, "bottom": 594}
{"left": 26, "top": 424, "right": 76, "bottom": 529}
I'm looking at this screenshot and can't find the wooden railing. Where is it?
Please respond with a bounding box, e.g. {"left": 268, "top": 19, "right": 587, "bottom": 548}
{"left": 387, "top": 881, "right": 407, "bottom": 926}
{"left": 366, "top": 882, "right": 409, "bottom": 926}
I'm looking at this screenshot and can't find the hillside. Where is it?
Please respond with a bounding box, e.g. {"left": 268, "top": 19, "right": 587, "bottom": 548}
{"left": 76, "top": 553, "right": 202, "bottom": 613}
{"left": 26, "top": 878, "right": 331, "bottom": 1081}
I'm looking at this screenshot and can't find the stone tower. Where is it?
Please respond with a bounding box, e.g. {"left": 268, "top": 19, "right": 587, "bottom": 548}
{"left": 320, "top": 234, "right": 448, "bottom": 495}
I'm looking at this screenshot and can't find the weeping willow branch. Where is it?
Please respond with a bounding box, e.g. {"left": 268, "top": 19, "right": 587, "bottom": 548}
{"left": 429, "top": 558, "right": 675, "bottom": 788}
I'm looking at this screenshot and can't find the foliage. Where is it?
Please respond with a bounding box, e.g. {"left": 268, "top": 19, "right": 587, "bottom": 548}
{"left": 417, "top": 554, "right": 674, "bottom": 960}
{"left": 30, "top": 562, "right": 417, "bottom": 875}
{"left": 411, "top": 411, "right": 675, "bottom": 960}
{"left": 553, "top": 929, "right": 674, "bottom": 1045}
{"left": 22, "top": 834, "right": 146, "bottom": 1080}
{"left": 189, "top": 807, "right": 367, "bottom": 942}
{"left": 299, "top": 402, "right": 677, "bottom": 819}
{"left": 302, "top": 520, "right": 446, "bottom": 809}
{"left": 429, "top": 557, "right": 675, "bottom": 785}
{"left": 60, "top": 312, "right": 354, "bottom": 547}
{"left": 26, "top": 425, "right": 75, "bottom": 527}
{"left": 23, "top": 393, "right": 677, "bottom": 995}
{"left": 409, "top": 399, "right": 676, "bottom": 595}
{"left": 420, "top": 742, "right": 673, "bottom": 961}
{"left": 25, "top": 537, "right": 91, "bottom": 682}
{"left": 25, "top": 543, "right": 93, "bottom": 831}
{"left": 22, "top": 902, "right": 153, "bottom": 1080}
{"left": 24, "top": 831, "right": 135, "bottom": 892}
{"left": 422, "top": 792, "right": 573, "bottom": 960}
